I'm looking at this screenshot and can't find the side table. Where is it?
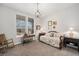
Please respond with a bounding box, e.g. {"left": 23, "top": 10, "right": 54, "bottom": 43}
{"left": 63, "top": 37, "right": 79, "bottom": 52}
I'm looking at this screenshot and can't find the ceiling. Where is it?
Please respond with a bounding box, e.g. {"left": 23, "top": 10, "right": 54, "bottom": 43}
{"left": 0, "top": 3, "right": 79, "bottom": 19}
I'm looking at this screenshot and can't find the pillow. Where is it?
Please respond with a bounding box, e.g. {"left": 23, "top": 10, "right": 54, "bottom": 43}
{"left": 50, "top": 32, "right": 54, "bottom": 37}
{"left": 45, "top": 33, "right": 50, "bottom": 36}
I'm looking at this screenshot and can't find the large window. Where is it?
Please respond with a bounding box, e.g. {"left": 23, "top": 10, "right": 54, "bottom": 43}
{"left": 28, "top": 17, "right": 34, "bottom": 34}
{"left": 16, "top": 15, "right": 26, "bottom": 35}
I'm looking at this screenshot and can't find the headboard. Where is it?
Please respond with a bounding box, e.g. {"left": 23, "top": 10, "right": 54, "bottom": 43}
{"left": 48, "top": 31, "right": 58, "bottom": 33}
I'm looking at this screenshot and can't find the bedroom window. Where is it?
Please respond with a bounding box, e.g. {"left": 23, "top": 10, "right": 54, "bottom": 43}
{"left": 16, "top": 15, "right": 26, "bottom": 35}
{"left": 28, "top": 17, "right": 34, "bottom": 34}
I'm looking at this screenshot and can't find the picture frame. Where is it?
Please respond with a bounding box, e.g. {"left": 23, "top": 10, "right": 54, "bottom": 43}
{"left": 52, "top": 20, "right": 57, "bottom": 25}
{"left": 36, "top": 25, "right": 41, "bottom": 30}
{"left": 48, "top": 21, "right": 52, "bottom": 26}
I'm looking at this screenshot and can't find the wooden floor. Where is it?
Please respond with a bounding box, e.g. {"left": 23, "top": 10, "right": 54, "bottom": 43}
{"left": 0, "top": 40, "right": 79, "bottom": 56}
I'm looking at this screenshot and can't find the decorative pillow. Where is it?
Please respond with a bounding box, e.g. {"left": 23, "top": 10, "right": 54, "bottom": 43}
{"left": 49, "top": 32, "right": 52, "bottom": 37}
{"left": 45, "top": 33, "right": 50, "bottom": 37}
{"left": 50, "top": 32, "right": 54, "bottom": 37}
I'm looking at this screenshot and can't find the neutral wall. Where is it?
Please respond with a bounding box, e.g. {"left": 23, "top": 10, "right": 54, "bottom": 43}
{"left": 41, "top": 5, "right": 79, "bottom": 33}
{"left": 0, "top": 6, "right": 16, "bottom": 44}
{"left": 0, "top": 6, "right": 39, "bottom": 45}
{"left": 1, "top": 4, "right": 79, "bottom": 44}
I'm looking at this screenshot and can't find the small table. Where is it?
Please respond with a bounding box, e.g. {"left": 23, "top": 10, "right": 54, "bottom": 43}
{"left": 22, "top": 34, "right": 35, "bottom": 45}
{"left": 63, "top": 37, "right": 79, "bottom": 52}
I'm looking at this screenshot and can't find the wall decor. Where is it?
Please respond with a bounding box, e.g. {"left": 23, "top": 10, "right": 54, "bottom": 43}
{"left": 69, "top": 32, "right": 74, "bottom": 38}
{"left": 52, "top": 20, "right": 57, "bottom": 25}
{"left": 36, "top": 25, "right": 41, "bottom": 30}
{"left": 53, "top": 26, "right": 56, "bottom": 29}
{"left": 48, "top": 20, "right": 57, "bottom": 30}
{"left": 52, "top": 20, "right": 57, "bottom": 29}
{"left": 48, "top": 21, "right": 52, "bottom": 26}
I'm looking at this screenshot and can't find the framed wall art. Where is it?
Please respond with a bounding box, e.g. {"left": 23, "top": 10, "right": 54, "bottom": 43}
{"left": 52, "top": 20, "right": 57, "bottom": 25}
{"left": 36, "top": 25, "right": 41, "bottom": 30}
{"left": 48, "top": 21, "right": 52, "bottom": 26}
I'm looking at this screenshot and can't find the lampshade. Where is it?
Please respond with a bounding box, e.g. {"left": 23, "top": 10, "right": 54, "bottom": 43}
{"left": 52, "top": 20, "right": 57, "bottom": 25}
{"left": 69, "top": 27, "right": 74, "bottom": 31}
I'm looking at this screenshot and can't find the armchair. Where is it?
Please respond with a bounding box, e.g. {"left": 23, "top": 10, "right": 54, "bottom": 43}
{"left": 0, "top": 34, "right": 14, "bottom": 51}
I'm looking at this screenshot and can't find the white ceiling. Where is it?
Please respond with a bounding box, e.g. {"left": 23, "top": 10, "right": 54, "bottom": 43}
{"left": 0, "top": 3, "right": 79, "bottom": 18}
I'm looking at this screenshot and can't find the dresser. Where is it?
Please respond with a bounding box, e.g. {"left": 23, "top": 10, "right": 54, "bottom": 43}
{"left": 64, "top": 37, "right": 79, "bottom": 52}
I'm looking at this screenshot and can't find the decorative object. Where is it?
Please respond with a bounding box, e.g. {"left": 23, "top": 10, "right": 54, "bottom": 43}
{"left": 48, "top": 20, "right": 57, "bottom": 30}
{"left": 35, "top": 3, "right": 41, "bottom": 18}
{"left": 52, "top": 20, "right": 57, "bottom": 29}
{"left": 35, "top": 3, "right": 41, "bottom": 31}
{"left": 53, "top": 25, "right": 56, "bottom": 29}
{"left": 36, "top": 25, "right": 41, "bottom": 30}
{"left": 69, "top": 27, "right": 74, "bottom": 38}
{"left": 52, "top": 20, "right": 57, "bottom": 25}
{"left": 48, "top": 21, "right": 52, "bottom": 26}
{"left": 69, "top": 32, "right": 74, "bottom": 38}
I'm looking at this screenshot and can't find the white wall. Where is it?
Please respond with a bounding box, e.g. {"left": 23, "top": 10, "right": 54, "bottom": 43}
{"left": 0, "top": 6, "right": 38, "bottom": 45}
{"left": 1, "top": 4, "right": 79, "bottom": 44}
{"left": 41, "top": 5, "right": 79, "bottom": 33}
{"left": 0, "top": 6, "right": 16, "bottom": 44}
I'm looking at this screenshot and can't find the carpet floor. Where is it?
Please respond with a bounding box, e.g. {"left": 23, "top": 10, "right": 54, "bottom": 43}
{"left": 0, "top": 40, "right": 79, "bottom": 56}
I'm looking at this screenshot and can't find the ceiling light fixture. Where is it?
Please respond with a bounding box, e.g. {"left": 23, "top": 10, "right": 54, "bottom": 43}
{"left": 35, "top": 3, "right": 41, "bottom": 18}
